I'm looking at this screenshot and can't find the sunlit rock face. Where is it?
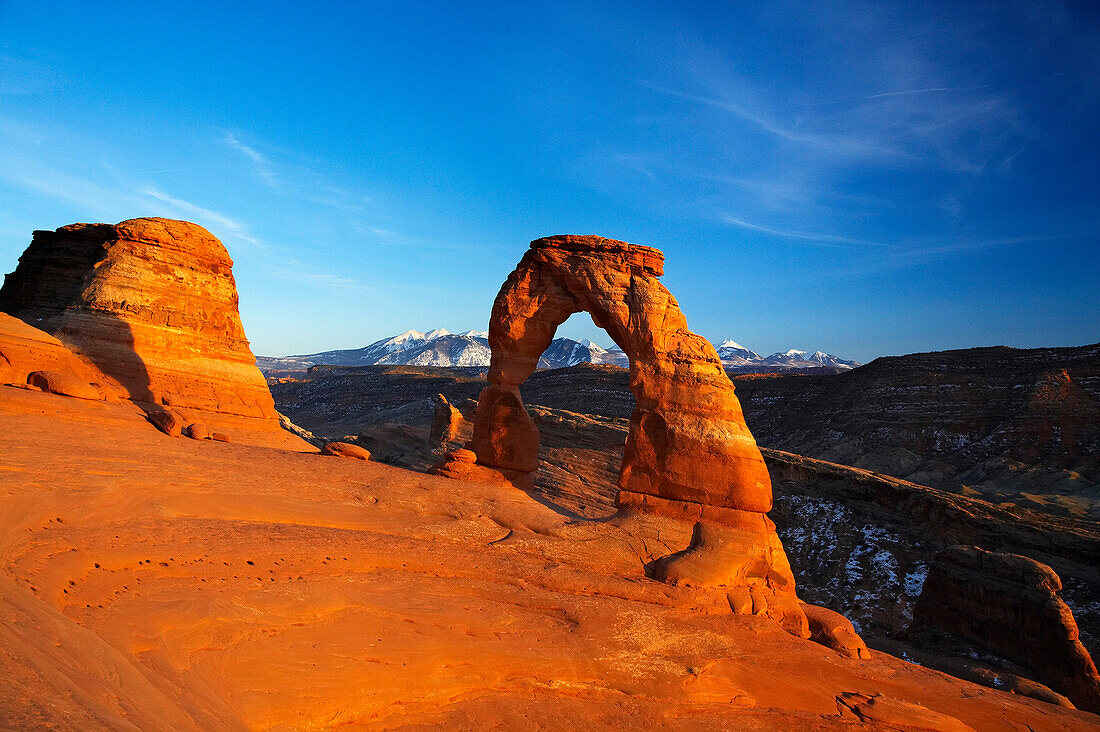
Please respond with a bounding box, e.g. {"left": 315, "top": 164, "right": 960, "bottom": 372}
{"left": 464, "top": 234, "right": 807, "bottom": 632}
{"left": 0, "top": 218, "right": 309, "bottom": 450}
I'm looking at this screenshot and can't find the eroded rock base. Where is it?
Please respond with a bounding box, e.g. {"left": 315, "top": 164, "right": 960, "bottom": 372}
{"left": 651, "top": 519, "right": 808, "bottom": 638}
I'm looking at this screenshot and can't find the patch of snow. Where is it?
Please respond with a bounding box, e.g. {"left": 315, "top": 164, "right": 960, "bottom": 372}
{"left": 904, "top": 564, "right": 929, "bottom": 597}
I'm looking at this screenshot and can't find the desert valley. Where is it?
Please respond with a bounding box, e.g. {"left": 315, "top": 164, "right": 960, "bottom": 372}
{"left": 0, "top": 218, "right": 1097, "bottom": 730}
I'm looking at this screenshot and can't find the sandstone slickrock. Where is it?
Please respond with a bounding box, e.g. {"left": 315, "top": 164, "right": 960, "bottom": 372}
{"left": 914, "top": 544, "right": 1100, "bottom": 712}
{"left": 321, "top": 441, "right": 372, "bottom": 460}
{"left": 445, "top": 235, "right": 809, "bottom": 633}
{"left": 835, "top": 693, "right": 976, "bottom": 732}
{"left": 651, "top": 518, "right": 808, "bottom": 636}
{"left": 272, "top": 362, "right": 1100, "bottom": 676}
{"left": 0, "top": 218, "right": 311, "bottom": 451}
{"left": 5, "top": 386, "right": 1097, "bottom": 729}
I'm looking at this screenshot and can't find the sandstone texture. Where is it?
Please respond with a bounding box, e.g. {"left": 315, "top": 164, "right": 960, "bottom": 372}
{"left": 0, "top": 218, "right": 310, "bottom": 451}
{"left": 2, "top": 385, "right": 1096, "bottom": 730}
{"left": 185, "top": 422, "right": 210, "bottom": 440}
{"left": 26, "top": 369, "right": 102, "bottom": 401}
{"left": 275, "top": 362, "right": 1100, "bottom": 706}
{"left": 835, "top": 693, "right": 977, "bottom": 731}
{"left": 914, "top": 545, "right": 1100, "bottom": 712}
{"left": 430, "top": 393, "right": 468, "bottom": 446}
{"left": 802, "top": 603, "right": 871, "bottom": 660}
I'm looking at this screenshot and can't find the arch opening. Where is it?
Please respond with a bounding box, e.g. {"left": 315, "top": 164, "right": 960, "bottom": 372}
{"left": 515, "top": 310, "right": 636, "bottom": 518}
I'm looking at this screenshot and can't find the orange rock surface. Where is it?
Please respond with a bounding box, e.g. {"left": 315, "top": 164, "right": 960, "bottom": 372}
{"left": 321, "top": 440, "right": 373, "bottom": 460}
{"left": 1, "top": 385, "right": 1096, "bottom": 729}
{"left": 0, "top": 218, "right": 309, "bottom": 451}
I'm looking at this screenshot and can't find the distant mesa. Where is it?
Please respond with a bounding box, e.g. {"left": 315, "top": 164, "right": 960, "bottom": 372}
{"left": 0, "top": 218, "right": 311, "bottom": 451}
{"left": 257, "top": 329, "right": 859, "bottom": 373}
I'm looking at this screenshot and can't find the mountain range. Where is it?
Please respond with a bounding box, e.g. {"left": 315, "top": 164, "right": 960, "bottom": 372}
{"left": 257, "top": 329, "right": 860, "bottom": 374}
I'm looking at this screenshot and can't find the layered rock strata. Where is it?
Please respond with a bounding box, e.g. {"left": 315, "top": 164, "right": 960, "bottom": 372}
{"left": 0, "top": 218, "right": 310, "bottom": 451}
{"left": 451, "top": 235, "right": 807, "bottom": 631}
{"left": 913, "top": 545, "right": 1100, "bottom": 712}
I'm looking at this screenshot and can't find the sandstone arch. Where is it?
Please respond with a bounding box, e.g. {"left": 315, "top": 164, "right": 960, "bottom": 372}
{"left": 470, "top": 234, "right": 772, "bottom": 516}
{"left": 441, "top": 235, "right": 870, "bottom": 638}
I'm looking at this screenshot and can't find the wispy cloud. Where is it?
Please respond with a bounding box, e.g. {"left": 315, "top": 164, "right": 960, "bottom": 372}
{"left": 0, "top": 127, "right": 264, "bottom": 249}
{"left": 141, "top": 188, "right": 262, "bottom": 247}
{"left": 222, "top": 131, "right": 276, "bottom": 187}
{"left": 654, "top": 86, "right": 903, "bottom": 161}
{"left": 797, "top": 85, "right": 991, "bottom": 108}
{"left": 0, "top": 52, "right": 65, "bottom": 97}
{"left": 722, "top": 215, "right": 889, "bottom": 248}
{"left": 263, "top": 263, "right": 365, "bottom": 289}
{"left": 350, "top": 221, "right": 488, "bottom": 254}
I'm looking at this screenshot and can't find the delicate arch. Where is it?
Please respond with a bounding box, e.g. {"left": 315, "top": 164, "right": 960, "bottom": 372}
{"left": 470, "top": 235, "right": 772, "bottom": 515}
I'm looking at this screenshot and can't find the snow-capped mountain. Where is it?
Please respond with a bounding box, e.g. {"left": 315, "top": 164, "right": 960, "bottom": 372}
{"left": 539, "top": 338, "right": 629, "bottom": 368}
{"left": 258, "top": 330, "right": 859, "bottom": 373}
{"left": 756, "top": 349, "right": 860, "bottom": 370}
{"left": 715, "top": 339, "right": 762, "bottom": 367}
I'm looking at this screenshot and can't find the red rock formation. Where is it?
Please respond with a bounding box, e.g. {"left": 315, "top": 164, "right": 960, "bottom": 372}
{"left": 430, "top": 393, "right": 468, "bottom": 447}
{"left": 455, "top": 235, "right": 807, "bottom": 632}
{"left": 0, "top": 218, "right": 310, "bottom": 451}
{"left": 4, "top": 385, "right": 1096, "bottom": 729}
{"left": 471, "top": 235, "right": 771, "bottom": 514}
{"left": 914, "top": 545, "right": 1100, "bottom": 712}
{"left": 26, "top": 371, "right": 102, "bottom": 401}
{"left": 835, "top": 693, "right": 976, "bottom": 731}
{"left": 801, "top": 603, "right": 870, "bottom": 659}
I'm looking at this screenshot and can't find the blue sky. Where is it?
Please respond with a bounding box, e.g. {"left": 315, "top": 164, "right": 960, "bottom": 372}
{"left": 1, "top": 1, "right": 1097, "bottom": 363}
